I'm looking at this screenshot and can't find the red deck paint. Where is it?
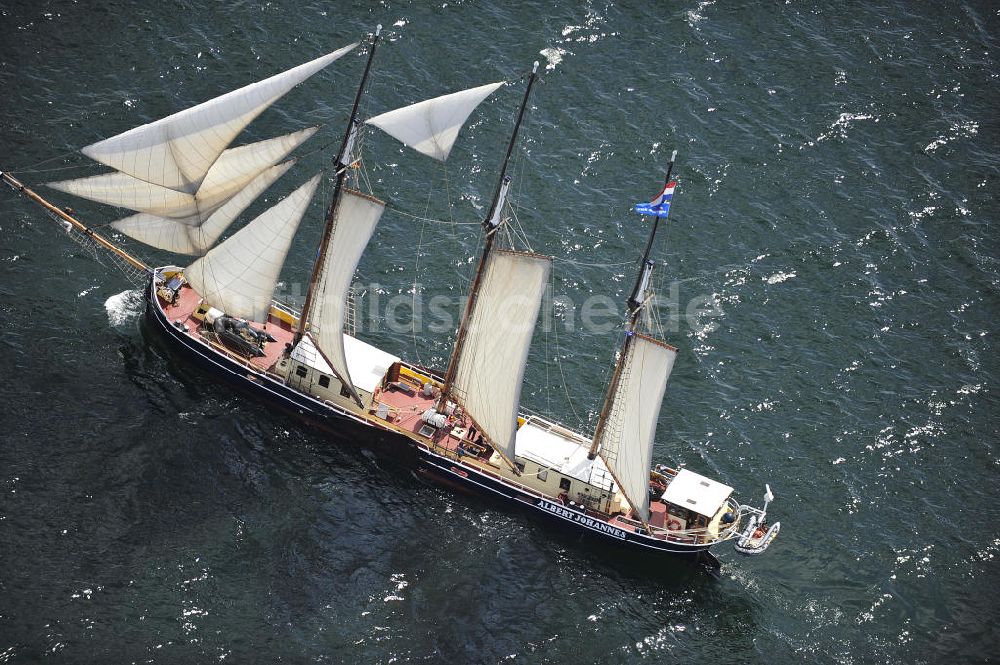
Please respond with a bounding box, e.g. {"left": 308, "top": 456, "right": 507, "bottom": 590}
{"left": 158, "top": 284, "right": 296, "bottom": 372}
{"left": 372, "top": 383, "right": 482, "bottom": 457}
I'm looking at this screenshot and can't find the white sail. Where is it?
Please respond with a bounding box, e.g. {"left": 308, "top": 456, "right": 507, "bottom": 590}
{"left": 311, "top": 189, "right": 385, "bottom": 394}
{"left": 197, "top": 126, "right": 319, "bottom": 201}
{"left": 594, "top": 334, "right": 677, "bottom": 521}
{"left": 49, "top": 127, "right": 319, "bottom": 221}
{"left": 81, "top": 44, "right": 355, "bottom": 193}
{"left": 48, "top": 171, "right": 195, "bottom": 218}
{"left": 451, "top": 250, "right": 551, "bottom": 463}
{"left": 366, "top": 81, "right": 504, "bottom": 161}
{"left": 110, "top": 161, "right": 295, "bottom": 255}
{"left": 185, "top": 173, "right": 321, "bottom": 321}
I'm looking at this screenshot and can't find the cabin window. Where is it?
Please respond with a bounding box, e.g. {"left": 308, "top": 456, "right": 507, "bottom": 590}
{"left": 318, "top": 375, "right": 330, "bottom": 388}
{"left": 340, "top": 384, "right": 352, "bottom": 398}
{"left": 515, "top": 461, "right": 526, "bottom": 473}
{"left": 537, "top": 468, "right": 548, "bottom": 482}
{"left": 295, "top": 365, "right": 308, "bottom": 378}
{"left": 559, "top": 477, "right": 571, "bottom": 491}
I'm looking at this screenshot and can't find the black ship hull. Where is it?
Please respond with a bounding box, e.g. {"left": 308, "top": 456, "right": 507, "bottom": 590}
{"left": 143, "top": 277, "right": 720, "bottom": 562}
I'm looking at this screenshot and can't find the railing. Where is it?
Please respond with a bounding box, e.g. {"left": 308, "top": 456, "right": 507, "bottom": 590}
{"left": 719, "top": 498, "right": 747, "bottom": 540}
{"left": 520, "top": 412, "right": 591, "bottom": 446}
{"left": 613, "top": 497, "right": 747, "bottom": 544}
{"left": 613, "top": 513, "right": 701, "bottom": 540}
{"left": 267, "top": 289, "right": 357, "bottom": 336}
{"left": 418, "top": 436, "right": 558, "bottom": 502}
{"left": 191, "top": 328, "right": 285, "bottom": 383}
{"left": 398, "top": 361, "right": 445, "bottom": 384}
{"left": 518, "top": 406, "right": 591, "bottom": 443}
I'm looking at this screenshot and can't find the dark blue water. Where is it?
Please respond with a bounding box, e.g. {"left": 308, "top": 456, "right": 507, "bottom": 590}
{"left": 1, "top": 1, "right": 998, "bottom": 662}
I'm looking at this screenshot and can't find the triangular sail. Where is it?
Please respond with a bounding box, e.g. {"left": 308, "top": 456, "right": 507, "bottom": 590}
{"left": 81, "top": 45, "right": 355, "bottom": 193}
{"left": 197, "top": 126, "right": 319, "bottom": 201}
{"left": 47, "top": 172, "right": 194, "bottom": 218}
{"left": 110, "top": 161, "right": 295, "bottom": 255}
{"left": 48, "top": 127, "right": 320, "bottom": 221}
{"left": 366, "top": 81, "right": 504, "bottom": 161}
{"left": 185, "top": 174, "right": 321, "bottom": 321}
{"left": 310, "top": 189, "right": 385, "bottom": 395}
{"left": 593, "top": 334, "right": 677, "bottom": 521}
{"left": 450, "top": 250, "right": 551, "bottom": 463}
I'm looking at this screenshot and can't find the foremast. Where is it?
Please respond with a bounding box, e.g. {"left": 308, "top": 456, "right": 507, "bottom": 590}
{"left": 435, "top": 62, "right": 542, "bottom": 474}
{"left": 295, "top": 25, "right": 383, "bottom": 408}
{"left": 588, "top": 151, "right": 679, "bottom": 531}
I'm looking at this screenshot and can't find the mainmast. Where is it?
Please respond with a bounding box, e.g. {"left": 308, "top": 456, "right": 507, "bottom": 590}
{"left": 588, "top": 150, "right": 678, "bottom": 462}
{"left": 436, "top": 62, "right": 541, "bottom": 415}
{"left": 296, "top": 25, "right": 382, "bottom": 345}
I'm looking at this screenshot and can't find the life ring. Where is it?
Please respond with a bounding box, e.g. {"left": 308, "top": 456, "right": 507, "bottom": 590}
{"left": 666, "top": 517, "right": 683, "bottom": 531}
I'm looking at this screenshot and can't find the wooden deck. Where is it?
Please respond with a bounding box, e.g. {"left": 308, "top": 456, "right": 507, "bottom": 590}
{"left": 157, "top": 283, "right": 295, "bottom": 372}
{"left": 371, "top": 376, "right": 492, "bottom": 461}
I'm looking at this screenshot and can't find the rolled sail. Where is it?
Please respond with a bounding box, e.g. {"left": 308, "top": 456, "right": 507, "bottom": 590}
{"left": 366, "top": 81, "right": 504, "bottom": 161}
{"left": 49, "top": 127, "right": 319, "bottom": 223}
{"left": 185, "top": 173, "right": 321, "bottom": 321}
{"left": 594, "top": 334, "right": 677, "bottom": 521}
{"left": 80, "top": 44, "right": 355, "bottom": 193}
{"left": 310, "top": 189, "right": 385, "bottom": 394}
{"left": 451, "top": 250, "right": 551, "bottom": 464}
{"left": 110, "top": 161, "right": 295, "bottom": 255}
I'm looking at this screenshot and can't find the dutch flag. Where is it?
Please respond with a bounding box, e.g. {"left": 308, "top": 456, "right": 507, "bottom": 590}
{"left": 650, "top": 181, "right": 676, "bottom": 207}
{"left": 633, "top": 180, "right": 677, "bottom": 217}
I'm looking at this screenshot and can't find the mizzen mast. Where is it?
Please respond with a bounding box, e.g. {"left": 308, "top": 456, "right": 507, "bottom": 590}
{"left": 584, "top": 152, "right": 680, "bottom": 531}
{"left": 588, "top": 150, "right": 678, "bottom": 462}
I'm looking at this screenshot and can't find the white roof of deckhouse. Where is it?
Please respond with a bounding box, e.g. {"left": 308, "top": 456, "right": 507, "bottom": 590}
{"left": 661, "top": 468, "right": 734, "bottom": 518}
{"left": 292, "top": 334, "right": 399, "bottom": 395}
{"left": 514, "top": 421, "right": 616, "bottom": 492}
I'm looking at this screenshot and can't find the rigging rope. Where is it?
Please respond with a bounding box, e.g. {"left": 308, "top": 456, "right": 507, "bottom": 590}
{"left": 547, "top": 256, "right": 585, "bottom": 426}
{"left": 4, "top": 150, "right": 83, "bottom": 175}
{"left": 408, "top": 179, "right": 440, "bottom": 366}
{"left": 552, "top": 256, "right": 635, "bottom": 268}
{"left": 386, "top": 205, "right": 478, "bottom": 226}
{"left": 551, "top": 304, "right": 584, "bottom": 425}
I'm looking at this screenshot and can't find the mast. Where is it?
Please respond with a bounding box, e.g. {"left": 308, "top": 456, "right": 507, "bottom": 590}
{"left": 588, "top": 150, "right": 677, "bottom": 462}
{"left": 436, "top": 61, "right": 540, "bottom": 415}
{"left": 293, "top": 26, "right": 381, "bottom": 409}
{"left": 296, "top": 25, "right": 382, "bottom": 345}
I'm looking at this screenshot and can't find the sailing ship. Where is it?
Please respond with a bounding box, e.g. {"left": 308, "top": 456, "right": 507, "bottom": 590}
{"left": 1, "top": 26, "right": 779, "bottom": 567}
